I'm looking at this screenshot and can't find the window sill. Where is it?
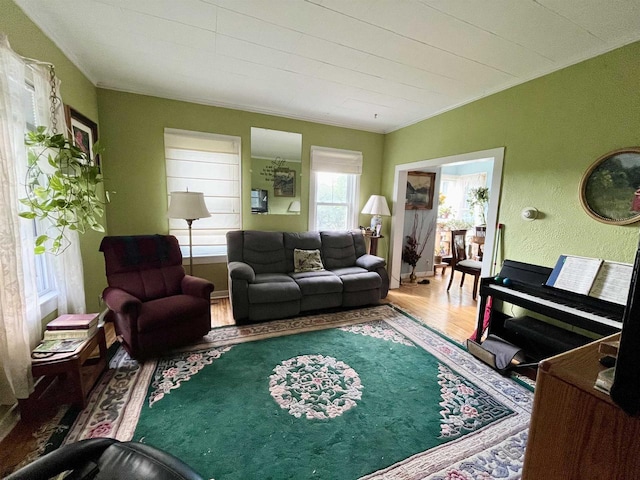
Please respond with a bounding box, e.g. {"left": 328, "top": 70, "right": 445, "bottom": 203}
{"left": 39, "top": 290, "right": 58, "bottom": 318}
{"left": 182, "top": 254, "right": 228, "bottom": 266}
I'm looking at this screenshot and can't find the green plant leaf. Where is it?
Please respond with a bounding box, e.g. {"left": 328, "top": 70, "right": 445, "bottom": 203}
{"left": 27, "top": 150, "right": 39, "bottom": 166}
{"left": 34, "top": 245, "right": 46, "bottom": 255}
{"left": 22, "top": 127, "right": 108, "bottom": 254}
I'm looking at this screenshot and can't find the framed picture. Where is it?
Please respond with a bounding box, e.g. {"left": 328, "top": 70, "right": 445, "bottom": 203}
{"left": 405, "top": 171, "right": 436, "bottom": 210}
{"left": 273, "top": 168, "right": 296, "bottom": 197}
{"left": 579, "top": 147, "right": 640, "bottom": 225}
{"left": 64, "top": 105, "right": 100, "bottom": 168}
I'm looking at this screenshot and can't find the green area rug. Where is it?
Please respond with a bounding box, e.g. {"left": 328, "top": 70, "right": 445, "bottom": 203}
{"left": 63, "top": 305, "right": 533, "bottom": 479}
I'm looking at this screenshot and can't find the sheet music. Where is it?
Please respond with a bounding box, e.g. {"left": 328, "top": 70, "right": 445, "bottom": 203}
{"left": 551, "top": 256, "right": 602, "bottom": 295}
{"left": 589, "top": 261, "right": 633, "bottom": 305}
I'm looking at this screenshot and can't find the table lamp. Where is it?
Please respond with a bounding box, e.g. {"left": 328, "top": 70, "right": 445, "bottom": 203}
{"left": 168, "top": 191, "right": 210, "bottom": 275}
{"left": 361, "top": 195, "right": 391, "bottom": 235}
{"left": 288, "top": 200, "right": 301, "bottom": 213}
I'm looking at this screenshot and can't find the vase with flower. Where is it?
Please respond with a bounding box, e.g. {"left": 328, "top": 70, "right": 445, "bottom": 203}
{"left": 402, "top": 211, "right": 434, "bottom": 283}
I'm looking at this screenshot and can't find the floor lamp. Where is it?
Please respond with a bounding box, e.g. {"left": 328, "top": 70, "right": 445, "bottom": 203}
{"left": 168, "top": 191, "right": 210, "bottom": 275}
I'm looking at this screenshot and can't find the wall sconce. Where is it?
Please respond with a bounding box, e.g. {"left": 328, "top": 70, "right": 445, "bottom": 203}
{"left": 521, "top": 207, "right": 538, "bottom": 221}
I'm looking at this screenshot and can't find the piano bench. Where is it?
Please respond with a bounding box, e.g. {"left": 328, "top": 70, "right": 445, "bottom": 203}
{"left": 503, "top": 316, "right": 593, "bottom": 361}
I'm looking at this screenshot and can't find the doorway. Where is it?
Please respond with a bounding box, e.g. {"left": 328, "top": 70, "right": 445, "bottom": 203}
{"left": 388, "top": 148, "right": 504, "bottom": 289}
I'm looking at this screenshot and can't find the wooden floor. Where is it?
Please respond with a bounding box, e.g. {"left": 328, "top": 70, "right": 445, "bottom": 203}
{"left": 0, "top": 272, "right": 477, "bottom": 476}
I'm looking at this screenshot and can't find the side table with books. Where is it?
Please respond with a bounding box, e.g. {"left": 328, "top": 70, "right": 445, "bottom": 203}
{"left": 19, "top": 313, "right": 107, "bottom": 422}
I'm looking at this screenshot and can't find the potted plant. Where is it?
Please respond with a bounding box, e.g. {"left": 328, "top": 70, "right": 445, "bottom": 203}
{"left": 467, "top": 186, "right": 490, "bottom": 225}
{"left": 19, "top": 126, "right": 108, "bottom": 254}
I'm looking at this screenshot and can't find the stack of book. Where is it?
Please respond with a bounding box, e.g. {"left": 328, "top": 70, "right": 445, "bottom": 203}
{"left": 43, "top": 313, "right": 99, "bottom": 340}
{"left": 32, "top": 314, "right": 100, "bottom": 358}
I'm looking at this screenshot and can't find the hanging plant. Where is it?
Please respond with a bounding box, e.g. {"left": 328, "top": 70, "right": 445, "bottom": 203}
{"left": 19, "top": 126, "right": 109, "bottom": 254}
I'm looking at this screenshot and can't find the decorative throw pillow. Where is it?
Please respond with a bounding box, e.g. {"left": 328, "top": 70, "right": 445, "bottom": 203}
{"left": 293, "top": 248, "right": 325, "bottom": 273}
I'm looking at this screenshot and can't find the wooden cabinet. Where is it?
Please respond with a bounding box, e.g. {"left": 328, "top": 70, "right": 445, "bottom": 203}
{"left": 522, "top": 334, "right": 640, "bottom": 479}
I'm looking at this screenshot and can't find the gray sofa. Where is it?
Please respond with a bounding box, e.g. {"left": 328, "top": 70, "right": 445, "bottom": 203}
{"left": 226, "top": 230, "right": 389, "bottom": 324}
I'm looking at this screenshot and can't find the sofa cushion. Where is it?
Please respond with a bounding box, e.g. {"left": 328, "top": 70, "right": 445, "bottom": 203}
{"left": 243, "top": 231, "right": 287, "bottom": 274}
{"left": 339, "top": 272, "right": 382, "bottom": 292}
{"left": 330, "top": 266, "right": 368, "bottom": 276}
{"left": 248, "top": 273, "right": 301, "bottom": 303}
{"left": 137, "top": 295, "right": 210, "bottom": 333}
{"left": 458, "top": 259, "right": 482, "bottom": 269}
{"left": 293, "top": 249, "right": 325, "bottom": 273}
{"left": 289, "top": 270, "right": 343, "bottom": 296}
{"left": 100, "top": 235, "right": 185, "bottom": 301}
{"left": 321, "top": 231, "right": 357, "bottom": 269}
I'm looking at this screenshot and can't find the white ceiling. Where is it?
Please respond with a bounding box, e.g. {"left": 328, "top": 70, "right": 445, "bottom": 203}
{"left": 13, "top": 0, "right": 640, "bottom": 133}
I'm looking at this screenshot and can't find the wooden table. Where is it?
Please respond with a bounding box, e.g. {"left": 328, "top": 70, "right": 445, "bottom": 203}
{"left": 434, "top": 263, "right": 448, "bottom": 275}
{"left": 19, "top": 327, "right": 107, "bottom": 422}
{"left": 522, "top": 333, "right": 640, "bottom": 479}
{"left": 368, "top": 235, "right": 383, "bottom": 256}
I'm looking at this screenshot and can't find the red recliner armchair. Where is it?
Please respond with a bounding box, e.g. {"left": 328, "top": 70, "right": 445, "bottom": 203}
{"left": 99, "top": 235, "right": 214, "bottom": 360}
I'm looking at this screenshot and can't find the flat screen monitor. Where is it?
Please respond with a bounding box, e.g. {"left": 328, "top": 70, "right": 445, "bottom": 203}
{"left": 251, "top": 189, "right": 268, "bottom": 213}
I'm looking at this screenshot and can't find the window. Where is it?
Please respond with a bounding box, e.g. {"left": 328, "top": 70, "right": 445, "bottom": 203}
{"left": 164, "top": 128, "right": 241, "bottom": 259}
{"left": 309, "top": 146, "right": 362, "bottom": 231}
{"left": 23, "top": 70, "right": 56, "bottom": 302}
{"left": 440, "top": 173, "right": 487, "bottom": 225}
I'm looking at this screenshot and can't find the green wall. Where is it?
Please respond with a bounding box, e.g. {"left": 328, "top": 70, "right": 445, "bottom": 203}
{"left": 96, "top": 89, "right": 385, "bottom": 289}
{"left": 384, "top": 41, "right": 640, "bottom": 268}
{"left": 4, "top": 0, "right": 640, "bottom": 305}
{"left": 1, "top": 0, "right": 105, "bottom": 312}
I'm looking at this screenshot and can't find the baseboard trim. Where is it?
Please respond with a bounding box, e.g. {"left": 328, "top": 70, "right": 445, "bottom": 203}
{"left": 211, "top": 290, "right": 229, "bottom": 300}
{"left": 400, "top": 270, "right": 434, "bottom": 280}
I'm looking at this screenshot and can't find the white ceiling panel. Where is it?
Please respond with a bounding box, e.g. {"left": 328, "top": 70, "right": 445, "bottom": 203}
{"left": 538, "top": 0, "right": 640, "bottom": 42}
{"left": 216, "top": 9, "right": 302, "bottom": 53}
{"left": 12, "top": 0, "right": 640, "bottom": 133}
{"left": 97, "top": 0, "right": 218, "bottom": 32}
{"left": 421, "top": 0, "right": 606, "bottom": 61}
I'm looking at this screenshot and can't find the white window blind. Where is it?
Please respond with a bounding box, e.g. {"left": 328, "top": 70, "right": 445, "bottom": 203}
{"left": 309, "top": 146, "right": 362, "bottom": 231}
{"left": 165, "top": 128, "right": 241, "bottom": 257}
{"left": 310, "top": 146, "right": 363, "bottom": 174}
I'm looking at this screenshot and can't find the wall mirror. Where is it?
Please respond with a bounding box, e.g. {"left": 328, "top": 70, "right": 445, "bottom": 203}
{"left": 579, "top": 147, "right": 640, "bottom": 225}
{"left": 250, "top": 127, "right": 302, "bottom": 215}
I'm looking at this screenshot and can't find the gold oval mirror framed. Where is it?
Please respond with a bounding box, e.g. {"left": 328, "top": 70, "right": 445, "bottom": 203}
{"left": 579, "top": 147, "right": 640, "bottom": 225}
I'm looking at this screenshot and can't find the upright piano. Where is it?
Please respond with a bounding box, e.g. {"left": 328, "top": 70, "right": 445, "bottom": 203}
{"left": 473, "top": 259, "right": 624, "bottom": 365}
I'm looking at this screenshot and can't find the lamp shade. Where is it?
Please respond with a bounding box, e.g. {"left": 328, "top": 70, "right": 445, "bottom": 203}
{"left": 167, "top": 191, "right": 211, "bottom": 220}
{"left": 288, "top": 200, "right": 301, "bottom": 213}
{"left": 361, "top": 195, "right": 391, "bottom": 216}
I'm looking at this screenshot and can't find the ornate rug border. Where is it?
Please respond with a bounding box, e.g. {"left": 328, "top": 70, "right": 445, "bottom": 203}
{"left": 60, "top": 304, "right": 533, "bottom": 480}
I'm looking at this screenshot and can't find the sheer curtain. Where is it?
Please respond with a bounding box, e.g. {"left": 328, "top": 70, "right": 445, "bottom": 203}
{"left": 0, "top": 35, "right": 39, "bottom": 403}
{"left": 0, "top": 35, "right": 87, "bottom": 404}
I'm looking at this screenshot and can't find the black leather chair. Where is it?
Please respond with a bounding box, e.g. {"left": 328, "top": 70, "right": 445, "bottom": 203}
{"left": 5, "top": 438, "right": 203, "bottom": 480}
